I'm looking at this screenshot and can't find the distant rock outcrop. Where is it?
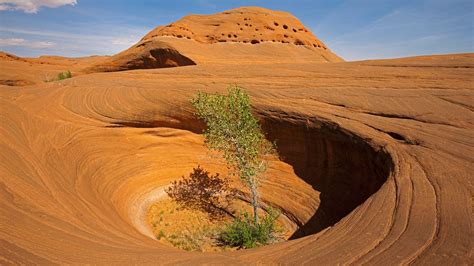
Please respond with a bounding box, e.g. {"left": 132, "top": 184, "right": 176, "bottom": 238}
{"left": 142, "top": 6, "right": 337, "bottom": 53}
{"left": 85, "top": 40, "right": 196, "bottom": 73}
{"left": 0, "top": 51, "right": 27, "bottom": 62}
{"left": 86, "top": 6, "right": 342, "bottom": 73}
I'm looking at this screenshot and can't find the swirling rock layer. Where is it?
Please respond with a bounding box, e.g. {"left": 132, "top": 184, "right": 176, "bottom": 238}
{"left": 0, "top": 5, "right": 473, "bottom": 263}
{"left": 1, "top": 51, "right": 472, "bottom": 264}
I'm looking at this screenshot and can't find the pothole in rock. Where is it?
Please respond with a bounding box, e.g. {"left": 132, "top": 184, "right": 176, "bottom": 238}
{"left": 147, "top": 195, "right": 291, "bottom": 252}
{"left": 259, "top": 112, "right": 393, "bottom": 238}
{"left": 122, "top": 110, "right": 393, "bottom": 251}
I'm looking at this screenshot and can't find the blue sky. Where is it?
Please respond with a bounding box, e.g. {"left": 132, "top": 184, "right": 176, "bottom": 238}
{"left": 0, "top": 0, "right": 472, "bottom": 60}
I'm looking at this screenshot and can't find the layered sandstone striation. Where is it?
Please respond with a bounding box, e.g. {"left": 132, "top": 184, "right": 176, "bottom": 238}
{"left": 0, "top": 6, "right": 473, "bottom": 265}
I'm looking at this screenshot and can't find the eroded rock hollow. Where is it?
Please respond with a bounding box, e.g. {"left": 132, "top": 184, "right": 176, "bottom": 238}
{"left": 1, "top": 6, "right": 472, "bottom": 265}
{"left": 119, "top": 109, "right": 394, "bottom": 242}
{"left": 260, "top": 112, "right": 393, "bottom": 238}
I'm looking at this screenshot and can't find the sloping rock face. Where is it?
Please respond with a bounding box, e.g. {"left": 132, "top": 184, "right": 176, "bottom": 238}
{"left": 0, "top": 51, "right": 108, "bottom": 85}
{"left": 86, "top": 6, "right": 342, "bottom": 72}
{"left": 143, "top": 7, "right": 336, "bottom": 52}
{"left": 143, "top": 6, "right": 342, "bottom": 62}
{"left": 0, "top": 51, "right": 26, "bottom": 62}
{"left": 85, "top": 40, "right": 196, "bottom": 73}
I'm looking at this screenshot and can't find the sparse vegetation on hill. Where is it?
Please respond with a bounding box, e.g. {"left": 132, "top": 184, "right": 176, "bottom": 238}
{"left": 44, "top": 70, "right": 72, "bottom": 82}
{"left": 57, "top": 70, "right": 72, "bottom": 80}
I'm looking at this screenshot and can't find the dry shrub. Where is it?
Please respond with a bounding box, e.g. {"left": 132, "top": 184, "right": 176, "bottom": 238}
{"left": 165, "top": 166, "right": 237, "bottom": 219}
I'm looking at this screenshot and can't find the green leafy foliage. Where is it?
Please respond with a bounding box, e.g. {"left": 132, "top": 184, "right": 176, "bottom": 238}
{"left": 190, "top": 86, "right": 280, "bottom": 249}
{"left": 191, "top": 86, "right": 271, "bottom": 185}
{"left": 220, "top": 208, "right": 280, "bottom": 249}
{"left": 191, "top": 85, "right": 274, "bottom": 223}
{"left": 57, "top": 70, "right": 72, "bottom": 80}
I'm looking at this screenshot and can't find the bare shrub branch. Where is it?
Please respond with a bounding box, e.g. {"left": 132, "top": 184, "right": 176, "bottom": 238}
{"left": 165, "top": 165, "right": 237, "bottom": 219}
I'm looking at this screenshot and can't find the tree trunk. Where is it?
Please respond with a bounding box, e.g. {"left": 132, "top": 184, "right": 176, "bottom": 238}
{"left": 250, "top": 180, "right": 259, "bottom": 224}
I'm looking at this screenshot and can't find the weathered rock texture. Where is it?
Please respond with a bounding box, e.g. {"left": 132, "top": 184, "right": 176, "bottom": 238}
{"left": 86, "top": 7, "right": 342, "bottom": 72}
{"left": 0, "top": 7, "right": 473, "bottom": 265}
{"left": 143, "top": 6, "right": 335, "bottom": 51}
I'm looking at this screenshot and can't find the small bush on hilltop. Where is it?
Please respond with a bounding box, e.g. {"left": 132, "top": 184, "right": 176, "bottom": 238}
{"left": 57, "top": 70, "right": 72, "bottom": 80}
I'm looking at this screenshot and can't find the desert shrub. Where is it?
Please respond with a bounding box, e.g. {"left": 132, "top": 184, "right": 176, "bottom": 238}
{"left": 165, "top": 165, "right": 237, "bottom": 219}
{"left": 220, "top": 208, "right": 280, "bottom": 249}
{"left": 57, "top": 70, "right": 72, "bottom": 80}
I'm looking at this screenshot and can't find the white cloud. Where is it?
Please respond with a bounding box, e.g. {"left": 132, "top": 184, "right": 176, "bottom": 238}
{"left": 0, "top": 38, "right": 55, "bottom": 48}
{"left": 0, "top": 24, "right": 150, "bottom": 56}
{"left": 0, "top": 0, "right": 77, "bottom": 13}
{"left": 111, "top": 37, "right": 138, "bottom": 46}
{"left": 0, "top": 26, "right": 145, "bottom": 55}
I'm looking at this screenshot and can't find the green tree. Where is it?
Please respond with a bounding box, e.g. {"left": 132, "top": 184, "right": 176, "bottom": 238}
{"left": 191, "top": 85, "right": 273, "bottom": 224}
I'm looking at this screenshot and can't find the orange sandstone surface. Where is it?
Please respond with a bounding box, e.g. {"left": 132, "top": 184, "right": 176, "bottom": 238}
{"left": 0, "top": 6, "right": 473, "bottom": 265}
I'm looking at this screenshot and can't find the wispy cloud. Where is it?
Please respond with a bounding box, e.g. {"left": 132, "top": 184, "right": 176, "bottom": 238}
{"left": 0, "top": 0, "right": 76, "bottom": 13}
{"left": 0, "top": 27, "right": 118, "bottom": 42}
{"left": 0, "top": 26, "right": 146, "bottom": 43}
{"left": 111, "top": 37, "right": 138, "bottom": 46}
{"left": 0, "top": 38, "right": 55, "bottom": 48}
{"left": 0, "top": 25, "right": 148, "bottom": 56}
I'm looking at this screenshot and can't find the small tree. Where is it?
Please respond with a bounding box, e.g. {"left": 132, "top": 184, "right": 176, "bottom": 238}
{"left": 191, "top": 85, "right": 273, "bottom": 224}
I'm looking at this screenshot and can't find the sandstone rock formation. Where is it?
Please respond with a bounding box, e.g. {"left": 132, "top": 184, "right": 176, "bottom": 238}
{"left": 0, "top": 7, "right": 473, "bottom": 265}
{"left": 84, "top": 39, "right": 196, "bottom": 73}
{"left": 0, "top": 51, "right": 26, "bottom": 62}
{"left": 86, "top": 7, "right": 342, "bottom": 72}
{"left": 0, "top": 52, "right": 107, "bottom": 86}
{"left": 142, "top": 6, "right": 335, "bottom": 51}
